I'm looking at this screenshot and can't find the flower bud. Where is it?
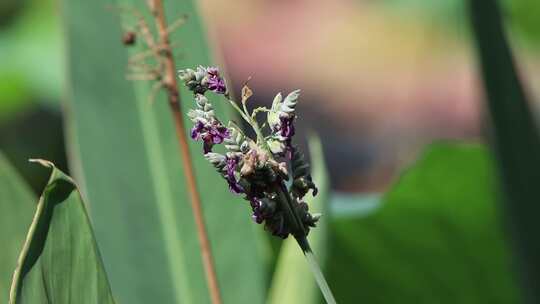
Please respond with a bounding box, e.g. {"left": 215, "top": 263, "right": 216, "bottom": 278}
{"left": 178, "top": 66, "right": 226, "bottom": 95}
{"left": 178, "top": 68, "right": 195, "bottom": 82}
{"left": 205, "top": 153, "right": 227, "bottom": 173}
{"left": 268, "top": 93, "right": 283, "bottom": 131}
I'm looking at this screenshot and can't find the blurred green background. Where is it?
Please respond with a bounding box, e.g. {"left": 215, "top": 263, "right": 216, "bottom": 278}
{"left": 1, "top": 0, "right": 540, "bottom": 303}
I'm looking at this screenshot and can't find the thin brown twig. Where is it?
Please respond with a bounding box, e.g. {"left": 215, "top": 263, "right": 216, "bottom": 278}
{"left": 166, "top": 14, "right": 188, "bottom": 34}
{"left": 146, "top": 1, "right": 223, "bottom": 303}
{"left": 147, "top": 81, "right": 165, "bottom": 105}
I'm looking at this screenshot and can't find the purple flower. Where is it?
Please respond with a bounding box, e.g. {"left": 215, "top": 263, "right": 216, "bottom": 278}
{"left": 190, "top": 121, "right": 205, "bottom": 139}
{"left": 206, "top": 67, "right": 226, "bottom": 94}
{"left": 206, "top": 67, "right": 219, "bottom": 75}
{"left": 269, "top": 114, "right": 296, "bottom": 158}
{"left": 279, "top": 115, "right": 295, "bottom": 139}
{"left": 190, "top": 119, "right": 230, "bottom": 154}
{"left": 225, "top": 155, "right": 244, "bottom": 194}
{"left": 276, "top": 115, "right": 295, "bottom": 158}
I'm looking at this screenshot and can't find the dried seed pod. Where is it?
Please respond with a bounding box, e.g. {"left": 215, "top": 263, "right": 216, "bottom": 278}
{"left": 241, "top": 85, "right": 253, "bottom": 103}
{"left": 240, "top": 150, "right": 257, "bottom": 177}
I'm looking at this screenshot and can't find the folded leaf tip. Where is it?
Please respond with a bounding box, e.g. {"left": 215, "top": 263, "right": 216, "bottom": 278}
{"left": 28, "top": 159, "right": 55, "bottom": 168}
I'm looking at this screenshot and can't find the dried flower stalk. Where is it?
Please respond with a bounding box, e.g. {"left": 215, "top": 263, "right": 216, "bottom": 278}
{"left": 117, "top": 1, "right": 222, "bottom": 303}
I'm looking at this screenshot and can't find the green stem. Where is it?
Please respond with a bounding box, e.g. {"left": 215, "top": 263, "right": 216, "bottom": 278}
{"left": 226, "top": 98, "right": 251, "bottom": 125}
{"left": 274, "top": 183, "right": 337, "bottom": 303}
{"left": 303, "top": 248, "right": 337, "bottom": 304}
{"left": 226, "top": 97, "right": 271, "bottom": 152}
{"left": 251, "top": 118, "right": 271, "bottom": 152}
{"left": 273, "top": 183, "right": 306, "bottom": 238}
{"left": 241, "top": 100, "right": 250, "bottom": 120}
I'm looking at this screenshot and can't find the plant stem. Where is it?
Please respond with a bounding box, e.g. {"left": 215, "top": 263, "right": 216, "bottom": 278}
{"left": 226, "top": 97, "right": 270, "bottom": 152}
{"left": 226, "top": 98, "right": 252, "bottom": 125}
{"left": 148, "top": 1, "right": 222, "bottom": 303}
{"left": 273, "top": 183, "right": 337, "bottom": 303}
{"left": 303, "top": 249, "right": 337, "bottom": 304}
{"left": 273, "top": 183, "right": 306, "bottom": 238}
{"left": 241, "top": 99, "right": 250, "bottom": 120}
{"left": 251, "top": 118, "right": 270, "bottom": 151}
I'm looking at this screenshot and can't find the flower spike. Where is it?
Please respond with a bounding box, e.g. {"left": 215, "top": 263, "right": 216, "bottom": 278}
{"left": 179, "top": 66, "right": 337, "bottom": 304}
{"left": 178, "top": 66, "right": 319, "bottom": 239}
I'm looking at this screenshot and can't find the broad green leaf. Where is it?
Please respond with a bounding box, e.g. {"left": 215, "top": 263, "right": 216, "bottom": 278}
{"left": 0, "top": 153, "right": 35, "bottom": 303}
{"left": 267, "top": 136, "right": 330, "bottom": 304}
{"left": 327, "top": 143, "right": 520, "bottom": 304}
{"left": 469, "top": 1, "right": 540, "bottom": 300}
{"left": 62, "top": 0, "right": 266, "bottom": 303}
{"left": 506, "top": 0, "right": 540, "bottom": 46}
{"left": 9, "top": 159, "right": 114, "bottom": 304}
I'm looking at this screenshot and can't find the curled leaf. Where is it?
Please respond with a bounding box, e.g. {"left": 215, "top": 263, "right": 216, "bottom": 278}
{"left": 9, "top": 161, "right": 115, "bottom": 304}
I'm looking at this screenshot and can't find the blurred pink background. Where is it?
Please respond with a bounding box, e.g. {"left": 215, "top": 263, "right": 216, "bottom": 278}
{"left": 199, "top": 0, "right": 540, "bottom": 192}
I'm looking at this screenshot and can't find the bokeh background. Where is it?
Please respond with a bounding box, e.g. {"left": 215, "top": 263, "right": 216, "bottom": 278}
{"left": 2, "top": 0, "right": 539, "bottom": 193}
{"left": 1, "top": 0, "right": 540, "bottom": 303}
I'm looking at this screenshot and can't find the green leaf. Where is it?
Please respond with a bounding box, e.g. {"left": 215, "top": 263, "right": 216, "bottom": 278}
{"left": 9, "top": 159, "right": 115, "bottom": 304}
{"left": 469, "top": 1, "right": 540, "bottom": 300}
{"left": 506, "top": 0, "right": 540, "bottom": 46}
{"left": 267, "top": 135, "right": 330, "bottom": 304}
{"left": 0, "top": 0, "right": 63, "bottom": 111}
{"left": 327, "top": 143, "right": 520, "bottom": 304}
{"left": 0, "top": 153, "right": 35, "bottom": 303}
{"left": 62, "top": 0, "right": 266, "bottom": 303}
